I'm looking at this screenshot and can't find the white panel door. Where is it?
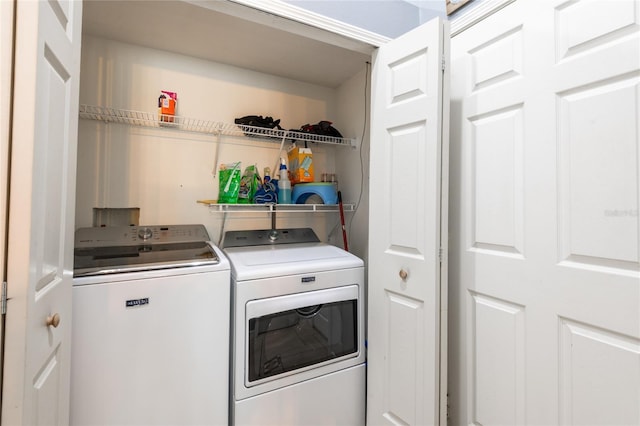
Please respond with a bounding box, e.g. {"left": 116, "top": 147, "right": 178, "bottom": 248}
{"left": 1, "top": 0, "right": 82, "bottom": 424}
{"left": 448, "top": 0, "right": 640, "bottom": 425}
{"left": 368, "top": 18, "right": 449, "bottom": 426}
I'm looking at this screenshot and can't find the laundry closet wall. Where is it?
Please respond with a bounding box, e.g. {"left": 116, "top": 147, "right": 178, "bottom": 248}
{"left": 76, "top": 35, "right": 364, "bottom": 245}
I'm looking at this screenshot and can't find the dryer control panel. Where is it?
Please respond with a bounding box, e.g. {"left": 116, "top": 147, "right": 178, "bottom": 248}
{"left": 222, "top": 228, "right": 320, "bottom": 248}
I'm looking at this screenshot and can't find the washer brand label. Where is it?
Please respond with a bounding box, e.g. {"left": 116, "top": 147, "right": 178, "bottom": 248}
{"left": 126, "top": 298, "right": 149, "bottom": 308}
{"left": 301, "top": 276, "right": 316, "bottom": 283}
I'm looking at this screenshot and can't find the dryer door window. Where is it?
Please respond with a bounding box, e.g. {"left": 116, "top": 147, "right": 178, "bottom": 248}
{"left": 246, "top": 287, "right": 358, "bottom": 383}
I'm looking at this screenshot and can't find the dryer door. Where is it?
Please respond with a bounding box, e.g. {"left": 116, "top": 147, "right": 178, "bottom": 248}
{"left": 244, "top": 285, "right": 360, "bottom": 388}
{"left": 245, "top": 285, "right": 359, "bottom": 386}
{"left": 248, "top": 302, "right": 357, "bottom": 383}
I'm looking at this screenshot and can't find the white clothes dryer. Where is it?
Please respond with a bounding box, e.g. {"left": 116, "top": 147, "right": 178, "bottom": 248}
{"left": 223, "top": 228, "right": 365, "bottom": 426}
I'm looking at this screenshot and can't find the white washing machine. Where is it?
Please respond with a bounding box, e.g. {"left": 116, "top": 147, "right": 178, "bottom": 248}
{"left": 223, "top": 228, "right": 365, "bottom": 426}
{"left": 71, "top": 224, "right": 230, "bottom": 426}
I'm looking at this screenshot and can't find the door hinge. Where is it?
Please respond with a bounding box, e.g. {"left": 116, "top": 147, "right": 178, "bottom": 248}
{"left": 441, "top": 55, "right": 446, "bottom": 71}
{"left": 438, "top": 247, "right": 444, "bottom": 263}
{"left": 1, "top": 281, "right": 7, "bottom": 315}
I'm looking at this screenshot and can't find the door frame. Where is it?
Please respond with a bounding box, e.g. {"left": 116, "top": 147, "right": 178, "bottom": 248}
{"left": 450, "top": 0, "right": 516, "bottom": 36}
{"left": 0, "top": 0, "right": 16, "bottom": 405}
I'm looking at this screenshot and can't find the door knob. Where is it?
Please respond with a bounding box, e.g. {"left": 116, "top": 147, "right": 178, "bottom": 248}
{"left": 399, "top": 269, "right": 408, "bottom": 280}
{"left": 46, "top": 313, "right": 60, "bottom": 328}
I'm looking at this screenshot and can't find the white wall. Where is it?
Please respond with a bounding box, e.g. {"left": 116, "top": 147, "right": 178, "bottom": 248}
{"left": 333, "top": 66, "right": 370, "bottom": 262}
{"left": 76, "top": 35, "right": 367, "bottom": 245}
{"left": 282, "top": 0, "right": 445, "bottom": 38}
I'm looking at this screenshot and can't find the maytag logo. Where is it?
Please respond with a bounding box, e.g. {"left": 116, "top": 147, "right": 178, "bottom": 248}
{"left": 301, "top": 276, "right": 316, "bottom": 283}
{"left": 126, "top": 298, "right": 149, "bottom": 308}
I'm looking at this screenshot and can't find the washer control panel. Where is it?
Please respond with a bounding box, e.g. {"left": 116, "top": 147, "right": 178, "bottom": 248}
{"left": 75, "top": 224, "right": 211, "bottom": 248}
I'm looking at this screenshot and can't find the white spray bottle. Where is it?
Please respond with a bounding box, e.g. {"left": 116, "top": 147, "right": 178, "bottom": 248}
{"left": 277, "top": 158, "right": 291, "bottom": 204}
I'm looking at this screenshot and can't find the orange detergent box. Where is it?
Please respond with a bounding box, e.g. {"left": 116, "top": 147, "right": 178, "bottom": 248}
{"left": 158, "top": 90, "right": 177, "bottom": 123}
{"left": 287, "top": 145, "right": 314, "bottom": 183}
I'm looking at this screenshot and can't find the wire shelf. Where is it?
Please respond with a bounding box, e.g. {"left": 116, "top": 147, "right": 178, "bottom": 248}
{"left": 198, "top": 201, "right": 355, "bottom": 213}
{"left": 79, "top": 105, "right": 356, "bottom": 147}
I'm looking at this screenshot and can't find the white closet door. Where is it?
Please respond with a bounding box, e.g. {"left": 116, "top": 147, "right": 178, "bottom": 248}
{"left": 449, "top": 0, "right": 640, "bottom": 424}
{"left": 1, "top": 0, "right": 82, "bottom": 424}
{"left": 368, "top": 17, "right": 449, "bottom": 426}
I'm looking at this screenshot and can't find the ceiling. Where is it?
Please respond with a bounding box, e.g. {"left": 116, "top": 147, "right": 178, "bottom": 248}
{"left": 82, "top": 1, "right": 378, "bottom": 88}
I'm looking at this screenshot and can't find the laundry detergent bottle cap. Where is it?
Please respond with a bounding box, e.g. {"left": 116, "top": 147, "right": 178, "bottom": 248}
{"left": 277, "top": 158, "right": 291, "bottom": 204}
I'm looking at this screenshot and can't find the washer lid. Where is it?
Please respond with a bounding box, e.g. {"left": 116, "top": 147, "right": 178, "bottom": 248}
{"left": 223, "top": 242, "right": 363, "bottom": 281}
{"left": 73, "top": 224, "right": 219, "bottom": 276}
{"left": 74, "top": 241, "right": 220, "bottom": 277}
